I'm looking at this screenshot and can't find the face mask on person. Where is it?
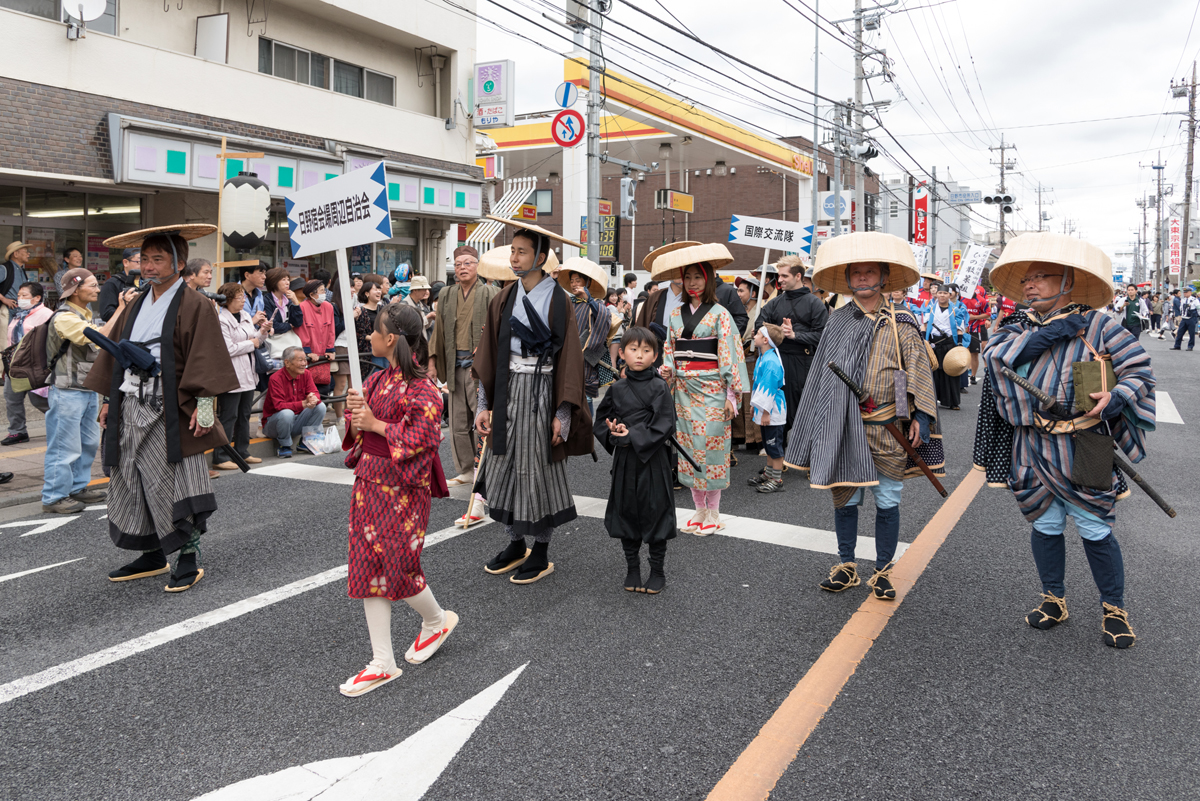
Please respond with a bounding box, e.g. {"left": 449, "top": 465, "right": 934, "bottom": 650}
{"left": 314, "top": 292, "right": 326, "bottom": 305}
{"left": 17, "top": 298, "right": 32, "bottom": 310}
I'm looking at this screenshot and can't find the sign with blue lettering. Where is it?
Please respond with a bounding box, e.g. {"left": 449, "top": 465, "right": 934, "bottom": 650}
{"left": 948, "top": 190, "right": 982, "bottom": 204}
{"left": 285, "top": 160, "right": 392, "bottom": 258}
{"left": 554, "top": 81, "right": 580, "bottom": 109}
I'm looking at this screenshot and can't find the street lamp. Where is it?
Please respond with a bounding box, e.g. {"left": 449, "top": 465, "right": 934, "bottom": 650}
{"left": 713, "top": 161, "right": 728, "bottom": 177}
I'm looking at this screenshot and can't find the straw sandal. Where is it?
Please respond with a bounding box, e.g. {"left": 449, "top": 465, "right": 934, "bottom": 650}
{"left": 1026, "top": 593, "right": 1069, "bottom": 630}
{"left": 820, "top": 562, "right": 860, "bottom": 593}
{"left": 867, "top": 562, "right": 897, "bottom": 600}
{"left": 1101, "top": 603, "right": 1136, "bottom": 649}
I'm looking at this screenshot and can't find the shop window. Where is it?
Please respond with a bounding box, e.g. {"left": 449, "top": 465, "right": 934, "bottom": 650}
{"left": 365, "top": 71, "right": 394, "bottom": 106}
{"left": 533, "top": 189, "right": 553, "bottom": 215}
{"left": 0, "top": 186, "right": 21, "bottom": 219}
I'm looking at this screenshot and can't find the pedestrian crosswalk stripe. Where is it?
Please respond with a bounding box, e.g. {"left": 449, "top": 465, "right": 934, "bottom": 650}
{"left": 0, "top": 558, "right": 86, "bottom": 584}
{"left": 251, "top": 463, "right": 908, "bottom": 561}
{"left": 1157, "top": 391, "right": 1184, "bottom": 425}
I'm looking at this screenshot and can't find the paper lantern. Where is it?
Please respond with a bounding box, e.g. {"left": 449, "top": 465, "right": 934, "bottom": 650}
{"left": 222, "top": 171, "right": 270, "bottom": 252}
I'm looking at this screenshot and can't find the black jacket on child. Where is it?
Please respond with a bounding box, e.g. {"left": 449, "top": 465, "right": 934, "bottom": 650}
{"left": 594, "top": 367, "right": 677, "bottom": 543}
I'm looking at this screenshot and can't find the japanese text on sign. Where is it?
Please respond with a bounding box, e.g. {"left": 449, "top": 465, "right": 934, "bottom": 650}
{"left": 728, "top": 214, "right": 810, "bottom": 252}
{"left": 1169, "top": 216, "right": 1182, "bottom": 275}
{"left": 295, "top": 192, "right": 371, "bottom": 237}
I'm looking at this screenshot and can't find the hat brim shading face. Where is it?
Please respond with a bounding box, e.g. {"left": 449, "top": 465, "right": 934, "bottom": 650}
{"left": 559, "top": 257, "right": 607, "bottom": 299}
{"left": 642, "top": 240, "right": 702, "bottom": 272}
{"left": 5, "top": 241, "right": 30, "bottom": 260}
{"left": 650, "top": 243, "right": 735, "bottom": 281}
{"left": 990, "top": 232, "right": 1112, "bottom": 309}
{"left": 477, "top": 245, "right": 560, "bottom": 281}
{"left": 485, "top": 215, "right": 584, "bottom": 250}
{"left": 812, "top": 232, "right": 920, "bottom": 295}
{"left": 102, "top": 224, "right": 217, "bottom": 249}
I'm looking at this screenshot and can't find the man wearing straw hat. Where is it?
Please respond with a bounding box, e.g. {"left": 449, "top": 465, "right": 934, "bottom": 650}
{"left": 472, "top": 219, "right": 591, "bottom": 584}
{"left": 429, "top": 246, "right": 500, "bottom": 494}
{"left": 86, "top": 224, "right": 239, "bottom": 593}
{"left": 973, "top": 232, "right": 1154, "bottom": 649}
{"left": 783, "top": 232, "right": 941, "bottom": 600}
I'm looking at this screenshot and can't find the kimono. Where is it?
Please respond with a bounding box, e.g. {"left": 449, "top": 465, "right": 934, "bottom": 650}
{"left": 85, "top": 280, "right": 239, "bottom": 554}
{"left": 594, "top": 367, "right": 676, "bottom": 544}
{"left": 342, "top": 368, "right": 444, "bottom": 601}
{"left": 976, "top": 306, "right": 1155, "bottom": 524}
{"left": 663, "top": 302, "right": 748, "bottom": 491}
{"left": 571, "top": 293, "right": 610, "bottom": 398}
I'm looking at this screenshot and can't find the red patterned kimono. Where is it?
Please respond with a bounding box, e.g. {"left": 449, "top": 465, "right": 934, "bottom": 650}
{"left": 342, "top": 367, "right": 444, "bottom": 601}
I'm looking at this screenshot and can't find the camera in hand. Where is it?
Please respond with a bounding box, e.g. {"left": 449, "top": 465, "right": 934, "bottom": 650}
{"left": 199, "top": 290, "right": 227, "bottom": 303}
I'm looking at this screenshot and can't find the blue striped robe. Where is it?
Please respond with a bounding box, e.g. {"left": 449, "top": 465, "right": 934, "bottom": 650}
{"left": 983, "top": 308, "right": 1155, "bottom": 524}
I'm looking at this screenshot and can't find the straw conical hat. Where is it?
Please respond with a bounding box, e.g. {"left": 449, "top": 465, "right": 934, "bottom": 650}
{"left": 485, "top": 215, "right": 583, "bottom": 249}
{"left": 942, "top": 346, "right": 971, "bottom": 377}
{"left": 812, "top": 232, "right": 919, "bottom": 295}
{"left": 477, "top": 245, "right": 558, "bottom": 282}
{"left": 103, "top": 224, "right": 216, "bottom": 249}
{"left": 559, "top": 257, "right": 607, "bottom": 299}
{"left": 991, "top": 232, "right": 1112, "bottom": 310}
{"left": 651, "top": 243, "right": 735, "bottom": 281}
{"left": 643, "top": 241, "right": 701, "bottom": 272}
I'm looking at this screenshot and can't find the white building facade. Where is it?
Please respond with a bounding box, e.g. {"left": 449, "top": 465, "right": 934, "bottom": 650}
{"left": 1, "top": 1, "right": 481, "bottom": 287}
{"left": 877, "top": 176, "right": 975, "bottom": 275}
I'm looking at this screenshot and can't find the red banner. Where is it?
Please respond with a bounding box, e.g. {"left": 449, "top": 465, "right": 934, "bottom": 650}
{"left": 913, "top": 182, "right": 929, "bottom": 245}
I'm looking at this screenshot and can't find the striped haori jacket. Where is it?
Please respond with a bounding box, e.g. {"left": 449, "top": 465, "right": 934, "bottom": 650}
{"left": 979, "top": 308, "right": 1155, "bottom": 524}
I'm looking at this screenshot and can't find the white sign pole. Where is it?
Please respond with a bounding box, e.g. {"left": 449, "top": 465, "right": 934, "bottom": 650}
{"left": 335, "top": 247, "right": 363, "bottom": 391}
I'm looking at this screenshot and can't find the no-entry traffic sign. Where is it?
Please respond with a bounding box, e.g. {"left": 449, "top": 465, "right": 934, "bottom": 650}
{"left": 551, "top": 109, "right": 585, "bottom": 148}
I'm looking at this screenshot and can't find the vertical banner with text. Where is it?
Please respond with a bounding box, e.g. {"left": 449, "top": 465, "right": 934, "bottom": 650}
{"left": 913, "top": 183, "right": 929, "bottom": 245}
{"left": 1169, "top": 216, "right": 1183, "bottom": 275}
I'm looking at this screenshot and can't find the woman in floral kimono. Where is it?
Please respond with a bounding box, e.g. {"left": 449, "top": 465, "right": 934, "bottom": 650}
{"left": 656, "top": 243, "right": 749, "bottom": 535}
{"left": 339, "top": 303, "right": 455, "bottom": 697}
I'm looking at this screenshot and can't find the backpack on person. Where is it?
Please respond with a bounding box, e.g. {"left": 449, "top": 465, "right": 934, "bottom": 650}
{"left": 6, "top": 311, "right": 69, "bottom": 393}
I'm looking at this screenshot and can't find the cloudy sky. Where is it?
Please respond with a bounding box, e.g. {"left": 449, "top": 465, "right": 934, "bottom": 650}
{"left": 467, "top": 0, "right": 1200, "bottom": 273}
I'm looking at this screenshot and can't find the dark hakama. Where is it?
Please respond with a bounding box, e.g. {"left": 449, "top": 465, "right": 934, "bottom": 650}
{"left": 343, "top": 368, "right": 443, "bottom": 601}
{"left": 930, "top": 335, "right": 961, "bottom": 408}
{"left": 593, "top": 368, "right": 676, "bottom": 544}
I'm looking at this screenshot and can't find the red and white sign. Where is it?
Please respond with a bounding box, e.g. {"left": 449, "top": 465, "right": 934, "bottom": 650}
{"left": 913, "top": 182, "right": 929, "bottom": 245}
{"left": 551, "top": 110, "right": 585, "bottom": 148}
{"left": 1169, "top": 215, "right": 1183, "bottom": 275}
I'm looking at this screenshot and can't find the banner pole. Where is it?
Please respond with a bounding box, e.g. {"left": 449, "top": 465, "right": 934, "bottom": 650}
{"left": 335, "top": 248, "right": 363, "bottom": 391}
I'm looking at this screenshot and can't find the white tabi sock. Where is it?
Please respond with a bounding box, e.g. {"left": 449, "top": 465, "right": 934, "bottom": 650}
{"left": 363, "top": 597, "right": 398, "bottom": 673}
{"left": 404, "top": 586, "right": 447, "bottom": 635}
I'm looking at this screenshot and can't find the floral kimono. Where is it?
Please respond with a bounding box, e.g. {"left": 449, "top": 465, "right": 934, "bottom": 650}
{"left": 342, "top": 366, "right": 444, "bottom": 600}
{"left": 663, "top": 302, "right": 748, "bottom": 490}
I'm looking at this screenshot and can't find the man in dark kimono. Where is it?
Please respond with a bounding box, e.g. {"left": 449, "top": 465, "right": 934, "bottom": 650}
{"left": 87, "top": 225, "right": 238, "bottom": 593}
{"left": 759, "top": 255, "right": 828, "bottom": 436}
{"left": 473, "top": 219, "right": 592, "bottom": 585}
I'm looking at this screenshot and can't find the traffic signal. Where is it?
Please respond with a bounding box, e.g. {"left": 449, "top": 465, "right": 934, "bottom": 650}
{"left": 851, "top": 142, "right": 879, "bottom": 161}
{"left": 620, "top": 176, "right": 637, "bottom": 221}
{"left": 983, "top": 193, "right": 1015, "bottom": 214}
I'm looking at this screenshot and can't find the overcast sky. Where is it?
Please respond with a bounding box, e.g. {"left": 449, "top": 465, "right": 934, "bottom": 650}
{"left": 471, "top": 0, "right": 1200, "bottom": 272}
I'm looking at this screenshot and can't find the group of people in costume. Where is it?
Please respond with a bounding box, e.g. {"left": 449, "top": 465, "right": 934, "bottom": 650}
{"left": 83, "top": 214, "right": 1155, "bottom": 701}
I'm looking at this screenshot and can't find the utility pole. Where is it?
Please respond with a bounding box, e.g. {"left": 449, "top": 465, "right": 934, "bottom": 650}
{"left": 811, "top": 0, "right": 820, "bottom": 238}
{"left": 832, "top": 104, "right": 842, "bottom": 237}
{"left": 1035, "top": 184, "right": 1053, "bottom": 232}
{"left": 1155, "top": 154, "right": 1166, "bottom": 288}
{"left": 586, "top": 0, "right": 602, "bottom": 271}
{"left": 988, "top": 134, "right": 1016, "bottom": 247}
{"left": 930, "top": 165, "right": 938, "bottom": 270}
{"left": 1181, "top": 61, "right": 1197, "bottom": 281}
{"left": 852, "top": 0, "right": 864, "bottom": 233}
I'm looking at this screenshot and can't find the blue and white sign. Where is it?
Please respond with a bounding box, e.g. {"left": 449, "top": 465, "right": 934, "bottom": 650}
{"left": 948, "top": 190, "right": 982, "bottom": 205}
{"left": 554, "top": 81, "right": 580, "bottom": 109}
{"left": 819, "top": 190, "right": 852, "bottom": 221}
{"left": 729, "top": 214, "right": 811, "bottom": 251}
{"left": 285, "top": 160, "right": 392, "bottom": 258}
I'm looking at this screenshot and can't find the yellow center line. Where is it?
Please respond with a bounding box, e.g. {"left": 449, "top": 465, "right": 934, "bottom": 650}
{"left": 0, "top": 445, "right": 47, "bottom": 460}
{"left": 707, "top": 469, "right": 986, "bottom": 801}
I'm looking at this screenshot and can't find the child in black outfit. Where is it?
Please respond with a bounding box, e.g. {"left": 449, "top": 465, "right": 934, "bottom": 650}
{"left": 594, "top": 327, "right": 677, "bottom": 593}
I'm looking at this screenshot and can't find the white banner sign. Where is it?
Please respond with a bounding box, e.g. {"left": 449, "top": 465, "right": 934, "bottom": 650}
{"left": 910, "top": 244, "right": 930, "bottom": 271}
{"left": 1169, "top": 216, "right": 1182, "bottom": 275}
{"left": 954, "top": 243, "right": 992, "bottom": 296}
{"left": 728, "top": 214, "right": 811, "bottom": 251}
{"left": 285, "top": 161, "right": 392, "bottom": 258}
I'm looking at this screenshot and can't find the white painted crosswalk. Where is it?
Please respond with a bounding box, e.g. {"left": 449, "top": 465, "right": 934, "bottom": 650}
{"left": 1157, "top": 391, "right": 1184, "bottom": 425}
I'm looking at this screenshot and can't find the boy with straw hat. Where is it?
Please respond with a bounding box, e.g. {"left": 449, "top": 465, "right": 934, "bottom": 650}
{"left": 783, "top": 232, "right": 942, "bottom": 600}
{"left": 472, "top": 219, "right": 592, "bottom": 584}
{"left": 973, "top": 232, "right": 1155, "bottom": 649}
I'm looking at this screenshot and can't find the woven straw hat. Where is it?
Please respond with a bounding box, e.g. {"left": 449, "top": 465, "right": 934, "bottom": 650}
{"left": 102, "top": 224, "right": 216, "bottom": 249}
{"left": 5, "top": 241, "right": 30, "bottom": 260}
{"left": 477, "top": 245, "right": 558, "bottom": 282}
{"left": 991, "top": 232, "right": 1112, "bottom": 310}
{"left": 642, "top": 241, "right": 701, "bottom": 272}
{"left": 485, "top": 215, "right": 584, "bottom": 249}
{"left": 942, "top": 346, "right": 971, "bottom": 377}
{"left": 812, "top": 232, "right": 919, "bottom": 295}
{"left": 651, "top": 243, "right": 735, "bottom": 281}
{"left": 559, "top": 257, "right": 607, "bottom": 299}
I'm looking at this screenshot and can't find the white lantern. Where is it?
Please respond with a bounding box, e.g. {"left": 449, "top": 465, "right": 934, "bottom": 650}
{"left": 222, "top": 171, "right": 271, "bottom": 252}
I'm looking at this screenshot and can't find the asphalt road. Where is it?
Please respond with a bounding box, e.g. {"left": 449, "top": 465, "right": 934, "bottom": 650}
{"left": 1, "top": 332, "right": 1196, "bottom": 801}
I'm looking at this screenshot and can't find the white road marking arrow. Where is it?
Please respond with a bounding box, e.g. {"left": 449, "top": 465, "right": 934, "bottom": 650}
{"left": 0, "top": 517, "right": 81, "bottom": 537}
{"left": 193, "top": 663, "right": 529, "bottom": 801}
{"left": 0, "top": 558, "right": 86, "bottom": 584}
